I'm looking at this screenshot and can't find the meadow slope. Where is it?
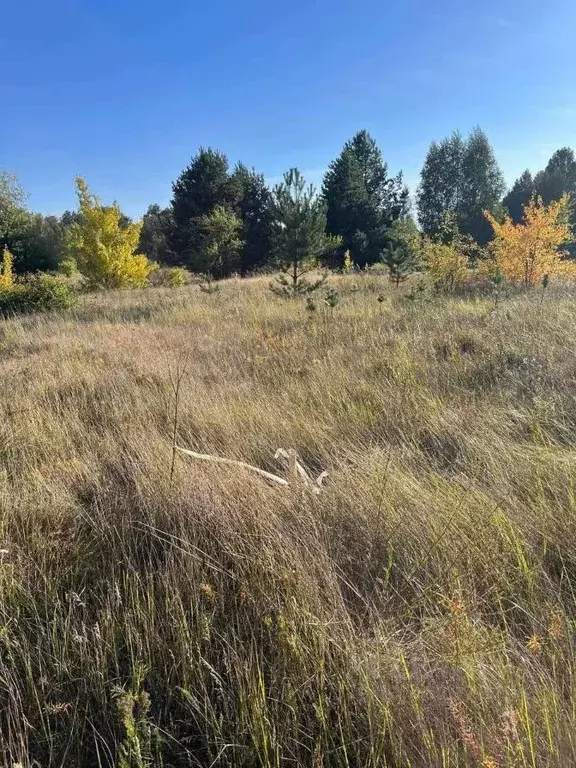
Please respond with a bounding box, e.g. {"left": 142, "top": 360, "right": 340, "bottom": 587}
{"left": 1, "top": 275, "right": 576, "bottom": 767}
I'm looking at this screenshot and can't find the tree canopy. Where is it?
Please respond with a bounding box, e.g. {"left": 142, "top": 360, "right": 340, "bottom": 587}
{"left": 322, "top": 130, "right": 409, "bottom": 267}
{"left": 417, "top": 128, "right": 505, "bottom": 245}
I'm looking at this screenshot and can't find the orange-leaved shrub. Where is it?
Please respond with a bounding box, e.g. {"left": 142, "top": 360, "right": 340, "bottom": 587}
{"left": 484, "top": 194, "right": 574, "bottom": 287}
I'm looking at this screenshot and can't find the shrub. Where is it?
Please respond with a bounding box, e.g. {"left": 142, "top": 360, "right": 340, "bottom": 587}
{"left": 0, "top": 274, "right": 76, "bottom": 316}
{"left": 0, "top": 247, "right": 15, "bottom": 290}
{"left": 67, "top": 177, "right": 158, "bottom": 289}
{"left": 484, "top": 194, "right": 574, "bottom": 287}
{"left": 58, "top": 257, "right": 78, "bottom": 277}
{"left": 150, "top": 266, "right": 188, "bottom": 288}
{"left": 421, "top": 239, "right": 468, "bottom": 291}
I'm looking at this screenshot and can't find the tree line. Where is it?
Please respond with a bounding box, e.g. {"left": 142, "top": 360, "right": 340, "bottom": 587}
{"left": 1, "top": 128, "right": 575, "bottom": 278}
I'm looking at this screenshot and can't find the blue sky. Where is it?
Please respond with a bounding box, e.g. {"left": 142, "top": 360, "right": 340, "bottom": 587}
{"left": 1, "top": 0, "right": 575, "bottom": 218}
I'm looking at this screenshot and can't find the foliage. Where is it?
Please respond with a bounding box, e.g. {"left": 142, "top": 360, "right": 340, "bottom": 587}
{"left": 535, "top": 147, "right": 576, "bottom": 205}
{"left": 388, "top": 215, "right": 421, "bottom": 255}
{"left": 194, "top": 205, "right": 244, "bottom": 278}
{"left": 168, "top": 151, "right": 275, "bottom": 276}
{"left": 503, "top": 170, "right": 535, "bottom": 224}
{"left": 381, "top": 242, "right": 417, "bottom": 287}
{"left": 229, "top": 163, "right": 276, "bottom": 274}
{"left": 342, "top": 249, "right": 355, "bottom": 273}
{"left": 0, "top": 274, "right": 75, "bottom": 315}
{"left": 138, "top": 204, "right": 173, "bottom": 264}
{"left": 0, "top": 169, "right": 63, "bottom": 273}
{"left": 323, "top": 286, "right": 339, "bottom": 308}
{"left": 271, "top": 168, "right": 329, "bottom": 296}
{"left": 0, "top": 247, "right": 14, "bottom": 290}
{"left": 58, "top": 257, "right": 78, "bottom": 277}
{"left": 416, "top": 131, "right": 464, "bottom": 238}
{"left": 421, "top": 238, "right": 468, "bottom": 291}
{"left": 484, "top": 194, "right": 574, "bottom": 287}
{"left": 165, "top": 266, "right": 187, "bottom": 287}
{"left": 149, "top": 265, "right": 188, "bottom": 288}
{"left": 67, "top": 177, "right": 157, "bottom": 289}
{"left": 506, "top": 149, "right": 576, "bottom": 256}
{"left": 417, "top": 127, "right": 505, "bottom": 244}
{"left": 169, "top": 148, "right": 234, "bottom": 268}
{"left": 322, "top": 130, "right": 409, "bottom": 267}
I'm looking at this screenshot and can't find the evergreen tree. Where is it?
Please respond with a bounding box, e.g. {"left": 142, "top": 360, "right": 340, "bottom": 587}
{"left": 381, "top": 243, "right": 417, "bottom": 287}
{"left": 322, "top": 130, "right": 409, "bottom": 267}
{"left": 271, "top": 168, "right": 328, "bottom": 295}
{"left": 138, "top": 204, "right": 173, "bottom": 264}
{"left": 229, "top": 163, "right": 275, "bottom": 274}
{"left": 417, "top": 128, "right": 505, "bottom": 245}
{"left": 169, "top": 148, "right": 233, "bottom": 266}
{"left": 503, "top": 170, "right": 535, "bottom": 224}
{"left": 535, "top": 147, "right": 576, "bottom": 205}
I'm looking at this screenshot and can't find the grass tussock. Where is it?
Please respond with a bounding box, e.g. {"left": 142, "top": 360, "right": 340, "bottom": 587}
{"left": 2, "top": 274, "right": 576, "bottom": 766}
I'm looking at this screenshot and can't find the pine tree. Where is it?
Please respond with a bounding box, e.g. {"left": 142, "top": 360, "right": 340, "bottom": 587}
{"left": 138, "top": 204, "right": 173, "bottom": 264}
{"left": 271, "top": 168, "right": 328, "bottom": 296}
{"left": 322, "top": 130, "right": 409, "bottom": 267}
{"left": 535, "top": 148, "right": 576, "bottom": 204}
{"left": 381, "top": 243, "right": 416, "bottom": 287}
{"left": 169, "top": 148, "right": 233, "bottom": 266}
{"left": 229, "top": 163, "right": 275, "bottom": 274}
{"left": 503, "top": 170, "right": 535, "bottom": 224}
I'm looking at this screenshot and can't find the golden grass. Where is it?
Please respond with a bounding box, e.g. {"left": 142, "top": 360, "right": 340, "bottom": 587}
{"left": 1, "top": 274, "right": 576, "bottom": 766}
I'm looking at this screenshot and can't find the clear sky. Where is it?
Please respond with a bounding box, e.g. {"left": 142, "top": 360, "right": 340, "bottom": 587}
{"left": 1, "top": 0, "right": 575, "bottom": 218}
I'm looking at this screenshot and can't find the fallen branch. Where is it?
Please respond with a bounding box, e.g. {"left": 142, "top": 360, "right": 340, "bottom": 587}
{"left": 176, "top": 446, "right": 328, "bottom": 492}
{"left": 176, "top": 447, "right": 289, "bottom": 486}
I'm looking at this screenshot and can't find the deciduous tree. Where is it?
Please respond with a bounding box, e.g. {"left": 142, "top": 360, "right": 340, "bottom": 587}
{"left": 484, "top": 195, "right": 573, "bottom": 287}
{"left": 67, "top": 177, "right": 156, "bottom": 289}
{"left": 417, "top": 128, "right": 505, "bottom": 245}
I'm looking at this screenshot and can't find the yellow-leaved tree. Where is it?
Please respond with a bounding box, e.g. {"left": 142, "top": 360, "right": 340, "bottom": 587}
{"left": 0, "top": 247, "right": 15, "bottom": 290}
{"left": 484, "top": 194, "right": 574, "bottom": 287}
{"left": 67, "top": 177, "right": 157, "bottom": 289}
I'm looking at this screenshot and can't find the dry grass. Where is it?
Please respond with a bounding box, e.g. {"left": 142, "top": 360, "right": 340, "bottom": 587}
{"left": 1, "top": 274, "right": 576, "bottom": 766}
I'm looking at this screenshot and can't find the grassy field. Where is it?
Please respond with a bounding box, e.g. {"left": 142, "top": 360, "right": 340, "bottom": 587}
{"left": 2, "top": 274, "right": 576, "bottom": 767}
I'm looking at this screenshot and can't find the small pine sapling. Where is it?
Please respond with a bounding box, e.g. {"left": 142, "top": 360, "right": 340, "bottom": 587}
{"left": 490, "top": 265, "right": 505, "bottom": 309}
{"left": 381, "top": 243, "right": 416, "bottom": 288}
{"left": 323, "top": 286, "right": 339, "bottom": 309}
{"left": 342, "top": 249, "right": 355, "bottom": 274}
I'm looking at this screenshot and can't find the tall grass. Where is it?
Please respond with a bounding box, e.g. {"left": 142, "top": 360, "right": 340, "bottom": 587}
{"left": 1, "top": 274, "right": 576, "bottom": 766}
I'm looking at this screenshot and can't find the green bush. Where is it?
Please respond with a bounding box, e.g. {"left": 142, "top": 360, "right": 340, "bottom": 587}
{"left": 58, "top": 257, "right": 78, "bottom": 277}
{"left": 150, "top": 266, "right": 189, "bottom": 287}
{"left": 0, "top": 274, "right": 76, "bottom": 316}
